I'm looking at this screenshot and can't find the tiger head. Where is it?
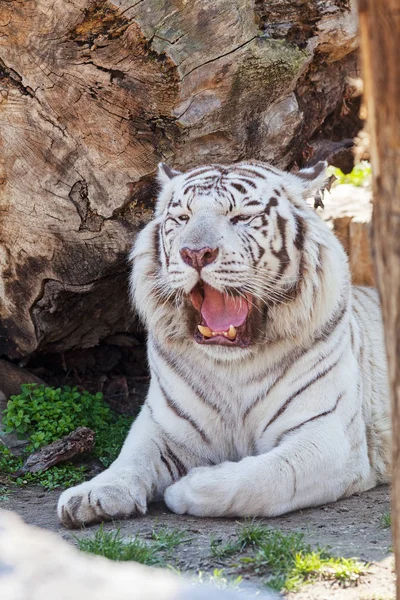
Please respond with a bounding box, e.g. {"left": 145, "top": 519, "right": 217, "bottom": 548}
{"left": 130, "top": 161, "right": 349, "bottom": 358}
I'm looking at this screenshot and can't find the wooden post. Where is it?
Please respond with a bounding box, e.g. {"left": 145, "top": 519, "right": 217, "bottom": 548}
{"left": 358, "top": 0, "right": 400, "bottom": 595}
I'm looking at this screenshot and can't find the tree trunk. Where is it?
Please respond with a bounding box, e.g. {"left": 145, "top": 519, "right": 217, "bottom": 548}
{"left": 0, "top": 0, "right": 360, "bottom": 358}
{"left": 357, "top": 0, "right": 400, "bottom": 596}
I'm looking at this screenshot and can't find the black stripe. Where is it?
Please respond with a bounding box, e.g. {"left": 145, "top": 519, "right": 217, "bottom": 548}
{"left": 236, "top": 177, "right": 257, "bottom": 188}
{"left": 354, "top": 288, "right": 380, "bottom": 317}
{"left": 275, "top": 391, "right": 345, "bottom": 446}
{"left": 244, "top": 200, "right": 263, "bottom": 207}
{"left": 292, "top": 326, "right": 346, "bottom": 387}
{"left": 236, "top": 165, "right": 277, "bottom": 178}
{"left": 156, "top": 375, "right": 210, "bottom": 443}
{"left": 243, "top": 347, "right": 306, "bottom": 421}
{"left": 245, "top": 230, "right": 265, "bottom": 263}
{"left": 314, "top": 298, "right": 348, "bottom": 343}
{"left": 159, "top": 452, "right": 174, "bottom": 479}
{"left": 230, "top": 182, "right": 247, "bottom": 194}
{"left": 345, "top": 405, "right": 360, "bottom": 432}
{"left": 262, "top": 356, "right": 342, "bottom": 433}
{"left": 165, "top": 443, "right": 187, "bottom": 477}
{"left": 185, "top": 167, "right": 220, "bottom": 181}
{"left": 160, "top": 222, "right": 170, "bottom": 267}
{"left": 355, "top": 286, "right": 380, "bottom": 307}
{"left": 153, "top": 223, "right": 162, "bottom": 267}
{"left": 271, "top": 214, "right": 290, "bottom": 275}
{"left": 238, "top": 230, "right": 256, "bottom": 263}
{"left": 293, "top": 212, "right": 306, "bottom": 251}
{"left": 350, "top": 321, "right": 355, "bottom": 349}
{"left": 352, "top": 305, "right": 366, "bottom": 363}
{"left": 264, "top": 197, "right": 278, "bottom": 215}
{"left": 152, "top": 338, "right": 224, "bottom": 416}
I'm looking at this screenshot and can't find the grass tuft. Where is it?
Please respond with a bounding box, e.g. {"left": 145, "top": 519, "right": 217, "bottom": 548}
{"left": 76, "top": 526, "right": 161, "bottom": 564}
{"left": 211, "top": 521, "right": 366, "bottom": 592}
{"left": 0, "top": 484, "right": 10, "bottom": 501}
{"left": 381, "top": 511, "right": 391, "bottom": 529}
{"left": 150, "top": 526, "right": 191, "bottom": 552}
{"left": 77, "top": 525, "right": 189, "bottom": 566}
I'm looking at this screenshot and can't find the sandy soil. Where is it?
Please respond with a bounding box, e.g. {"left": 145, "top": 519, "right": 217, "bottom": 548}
{"left": 1, "top": 483, "right": 394, "bottom": 599}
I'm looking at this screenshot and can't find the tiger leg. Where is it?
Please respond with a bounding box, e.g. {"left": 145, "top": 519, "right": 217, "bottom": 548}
{"left": 57, "top": 404, "right": 191, "bottom": 528}
{"left": 165, "top": 418, "right": 367, "bottom": 517}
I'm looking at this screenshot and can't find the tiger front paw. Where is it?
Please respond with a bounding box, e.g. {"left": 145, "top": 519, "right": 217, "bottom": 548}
{"left": 57, "top": 478, "right": 147, "bottom": 528}
{"left": 164, "top": 464, "right": 238, "bottom": 517}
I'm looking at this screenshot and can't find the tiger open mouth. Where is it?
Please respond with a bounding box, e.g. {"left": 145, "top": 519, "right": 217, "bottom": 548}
{"left": 189, "top": 282, "right": 252, "bottom": 347}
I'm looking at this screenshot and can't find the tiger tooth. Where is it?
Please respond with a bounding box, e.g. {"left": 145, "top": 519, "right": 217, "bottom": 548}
{"left": 227, "top": 325, "right": 237, "bottom": 339}
{"left": 198, "top": 325, "right": 213, "bottom": 338}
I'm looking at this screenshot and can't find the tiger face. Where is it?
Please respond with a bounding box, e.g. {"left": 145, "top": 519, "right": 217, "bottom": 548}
{"left": 131, "top": 161, "right": 330, "bottom": 354}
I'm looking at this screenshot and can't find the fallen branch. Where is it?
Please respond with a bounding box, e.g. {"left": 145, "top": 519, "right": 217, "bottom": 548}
{"left": 16, "top": 427, "right": 95, "bottom": 475}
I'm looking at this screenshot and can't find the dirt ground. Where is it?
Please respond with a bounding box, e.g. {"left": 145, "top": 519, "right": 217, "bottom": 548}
{"left": 1, "top": 483, "right": 394, "bottom": 599}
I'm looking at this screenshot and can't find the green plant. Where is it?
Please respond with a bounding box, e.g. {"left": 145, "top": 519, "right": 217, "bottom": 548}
{"left": 0, "top": 384, "right": 134, "bottom": 489}
{"left": 15, "top": 465, "right": 88, "bottom": 490}
{"left": 3, "top": 384, "right": 115, "bottom": 450}
{"left": 77, "top": 526, "right": 161, "bottom": 564}
{"left": 382, "top": 511, "right": 391, "bottom": 528}
{"left": 150, "top": 526, "right": 191, "bottom": 552}
{"left": 0, "top": 484, "right": 10, "bottom": 501}
{"left": 283, "top": 551, "right": 365, "bottom": 590}
{"left": 210, "top": 537, "right": 242, "bottom": 559}
{"left": 77, "top": 525, "right": 190, "bottom": 565}
{"left": 328, "top": 161, "right": 371, "bottom": 187}
{"left": 0, "top": 445, "right": 21, "bottom": 474}
{"left": 210, "top": 521, "right": 366, "bottom": 592}
{"left": 211, "top": 521, "right": 271, "bottom": 559}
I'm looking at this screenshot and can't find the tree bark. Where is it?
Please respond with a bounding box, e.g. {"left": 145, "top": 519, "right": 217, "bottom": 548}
{"left": 0, "top": 0, "right": 360, "bottom": 358}
{"left": 357, "top": 0, "right": 400, "bottom": 596}
{"left": 16, "top": 427, "right": 95, "bottom": 475}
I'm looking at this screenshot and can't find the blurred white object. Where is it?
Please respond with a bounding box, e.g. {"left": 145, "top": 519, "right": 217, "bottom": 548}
{"left": 0, "top": 510, "right": 274, "bottom": 600}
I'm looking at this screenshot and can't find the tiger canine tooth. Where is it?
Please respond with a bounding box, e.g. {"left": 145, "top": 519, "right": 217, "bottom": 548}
{"left": 198, "top": 325, "right": 213, "bottom": 338}
{"left": 227, "top": 325, "right": 237, "bottom": 339}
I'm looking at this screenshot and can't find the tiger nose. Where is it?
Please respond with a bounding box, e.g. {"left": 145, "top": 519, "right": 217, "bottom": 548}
{"left": 180, "top": 246, "right": 219, "bottom": 271}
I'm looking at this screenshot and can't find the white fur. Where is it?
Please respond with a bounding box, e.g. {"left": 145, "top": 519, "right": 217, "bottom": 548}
{"left": 58, "top": 161, "right": 390, "bottom": 527}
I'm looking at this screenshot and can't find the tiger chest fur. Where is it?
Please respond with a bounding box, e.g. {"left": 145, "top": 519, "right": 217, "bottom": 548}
{"left": 58, "top": 160, "right": 391, "bottom": 528}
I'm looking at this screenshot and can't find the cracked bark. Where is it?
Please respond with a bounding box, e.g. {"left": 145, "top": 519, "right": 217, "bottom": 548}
{"left": 0, "top": 0, "right": 361, "bottom": 358}
{"left": 358, "top": 0, "right": 400, "bottom": 593}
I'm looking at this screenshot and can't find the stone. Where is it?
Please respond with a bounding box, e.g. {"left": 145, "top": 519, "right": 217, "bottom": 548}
{"left": 0, "top": 510, "right": 274, "bottom": 600}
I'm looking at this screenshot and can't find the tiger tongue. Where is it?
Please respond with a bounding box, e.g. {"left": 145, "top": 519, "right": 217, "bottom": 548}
{"left": 200, "top": 283, "right": 248, "bottom": 332}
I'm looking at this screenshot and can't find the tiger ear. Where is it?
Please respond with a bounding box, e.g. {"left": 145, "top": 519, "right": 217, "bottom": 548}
{"left": 295, "top": 161, "right": 328, "bottom": 199}
{"left": 157, "top": 162, "right": 181, "bottom": 187}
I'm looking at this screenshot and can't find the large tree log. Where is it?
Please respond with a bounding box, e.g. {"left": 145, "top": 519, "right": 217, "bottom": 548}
{"left": 357, "top": 1, "right": 400, "bottom": 598}
{"left": 0, "top": 0, "right": 360, "bottom": 358}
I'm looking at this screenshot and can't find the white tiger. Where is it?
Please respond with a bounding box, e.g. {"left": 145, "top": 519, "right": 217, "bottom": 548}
{"left": 58, "top": 160, "right": 391, "bottom": 527}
